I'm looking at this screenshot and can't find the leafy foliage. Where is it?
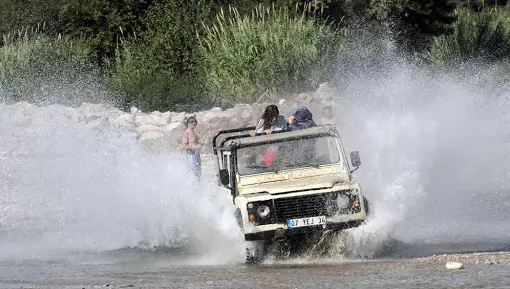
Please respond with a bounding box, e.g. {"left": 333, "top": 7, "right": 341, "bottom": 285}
{"left": 428, "top": 7, "right": 510, "bottom": 66}
{"left": 457, "top": 0, "right": 510, "bottom": 12}
{"left": 59, "top": 0, "right": 154, "bottom": 64}
{"left": 199, "top": 5, "right": 336, "bottom": 102}
{"left": 0, "top": 31, "right": 102, "bottom": 104}
{"left": 2, "top": 0, "right": 510, "bottom": 110}
{"left": 109, "top": 0, "right": 214, "bottom": 112}
{"left": 397, "top": 0, "right": 457, "bottom": 53}
{"left": 0, "top": 0, "right": 65, "bottom": 42}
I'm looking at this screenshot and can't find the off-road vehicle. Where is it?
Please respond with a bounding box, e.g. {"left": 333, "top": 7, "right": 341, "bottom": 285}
{"left": 212, "top": 125, "right": 369, "bottom": 263}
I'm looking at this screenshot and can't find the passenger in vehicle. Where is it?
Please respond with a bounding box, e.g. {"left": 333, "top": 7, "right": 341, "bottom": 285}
{"left": 287, "top": 106, "right": 317, "bottom": 131}
{"left": 319, "top": 105, "right": 338, "bottom": 127}
{"left": 285, "top": 106, "right": 318, "bottom": 165}
{"left": 249, "top": 104, "right": 287, "bottom": 136}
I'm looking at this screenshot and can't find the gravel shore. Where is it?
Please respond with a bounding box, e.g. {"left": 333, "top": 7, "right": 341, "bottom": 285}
{"left": 413, "top": 251, "right": 510, "bottom": 265}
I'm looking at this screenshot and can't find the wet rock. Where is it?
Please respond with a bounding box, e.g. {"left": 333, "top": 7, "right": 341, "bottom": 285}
{"left": 445, "top": 262, "right": 464, "bottom": 269}
{"left": 134, "top": 124, "right": 162, "bottom": 135}
{"left": 79, "top": 103, "right": 117, "bottom": 122}
{"left": 139, "top": 131, "right": 165, "bottom": 142}
{"left": 111, "top": 114, "right": 135, "bottom": 129}
{"left": 85, "top": 117, "right": 107, "bottom": 130}
{"left": 139, "top": 131, "right": 168, "bottom": 154}
{"left": 161, "top": 111, "right": 172, "bottom": 122}
{"left": 130, "top": 106, "right": 140, "bottom": 114}
{"left": 170, "top": 112, "right": 186, "bottom": 123}
{"left": 163, "top": 122, "right": 184, "bottom": 146}
{"left": 1, "top": 83, "right": 335, "bottom": 156}
{"left": 135, "top": 112, "right": 168, "bottom": 126}
{"left": 163, "top": 122, "right": 183, "bottom": 132}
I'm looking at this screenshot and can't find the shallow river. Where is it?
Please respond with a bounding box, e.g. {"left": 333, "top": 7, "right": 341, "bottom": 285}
{"left": 2, "top": 245, "right": 510, "bottom": 289}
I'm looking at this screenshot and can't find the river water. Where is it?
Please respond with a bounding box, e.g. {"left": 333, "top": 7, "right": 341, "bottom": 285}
{"left": 1, "top": 62, "right": 510, "bottom": 288}
{"left": 2, "top": 249, "right": 510, "bottom": 288}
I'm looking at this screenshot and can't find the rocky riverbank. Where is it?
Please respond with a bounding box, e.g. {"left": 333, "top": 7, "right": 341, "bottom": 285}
{"left": 414, "top": 251, "right": 510, "bottom": 265}
{"left": 0, "top": 83, "right": 334, "bottom": 157}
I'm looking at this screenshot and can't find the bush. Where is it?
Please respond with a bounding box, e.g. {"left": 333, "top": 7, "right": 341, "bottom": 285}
{"left": 199, "top": 5, "right": 337, "bottom": 103}
{"left": 109, "top": 0, "right": 213, "bottom": 112}
{"left": 427, "top": 7, "right": 510, "bottom": 66}
{"left": 109, "top": 40, "right": 207, "bottom": 112}
{"left": 0, "top": 30, "right": 104, "bottom": 105}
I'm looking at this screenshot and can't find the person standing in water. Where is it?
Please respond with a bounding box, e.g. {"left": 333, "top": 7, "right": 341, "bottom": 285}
{"left": 181, "top": 115, "right": 201, "bottom": 180}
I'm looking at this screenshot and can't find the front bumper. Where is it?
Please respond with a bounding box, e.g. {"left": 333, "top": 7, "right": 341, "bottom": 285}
{"left": 236, "top": 186, "right": 367, "bottom": 238}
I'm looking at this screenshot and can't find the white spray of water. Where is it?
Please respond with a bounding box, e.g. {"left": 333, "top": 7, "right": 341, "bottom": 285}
{"left": 332, "top": 62, "right": 510, "bottom": 257}
{"left": 0, "top": 103, "right": 244, "bottom": 263}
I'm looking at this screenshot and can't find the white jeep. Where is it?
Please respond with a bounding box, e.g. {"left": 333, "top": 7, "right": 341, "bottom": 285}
{"left": 212, "top": 125, "right": 369, "bottom": 263}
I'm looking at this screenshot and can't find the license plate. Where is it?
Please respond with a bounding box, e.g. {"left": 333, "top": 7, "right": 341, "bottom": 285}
{"left": 287, "top": 216, "right": 326, "bottom": 228}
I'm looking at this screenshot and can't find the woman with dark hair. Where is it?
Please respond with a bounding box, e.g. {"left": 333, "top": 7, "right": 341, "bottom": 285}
{"left": 181, "top": 115, "right": 201, "bottom": 180}
{"left": 250, "top": 104, "right": 287, "bottom": 136}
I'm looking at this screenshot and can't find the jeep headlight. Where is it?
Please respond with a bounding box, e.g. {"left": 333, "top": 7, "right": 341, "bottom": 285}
{"left": 336, "top": 195, "right": 350, "bottom": 209}
{"left": 256, "top": 204, "right": 271, "bottom": 219}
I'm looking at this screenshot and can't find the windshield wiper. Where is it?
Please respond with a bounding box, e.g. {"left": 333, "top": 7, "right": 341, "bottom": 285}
{"left": 273, "top": 164, "right": 321, "bottom": 171}
{"left": 246, "top": 165, "right": 269, "bottom": 169}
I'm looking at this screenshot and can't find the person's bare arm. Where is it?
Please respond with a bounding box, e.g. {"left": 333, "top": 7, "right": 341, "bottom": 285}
{"left": 181, "top": 131, "right": 190, "bottom": 150}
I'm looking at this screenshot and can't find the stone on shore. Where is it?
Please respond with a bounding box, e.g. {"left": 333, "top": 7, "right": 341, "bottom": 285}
{"left": 445, "top": 262, "right": 464, "bottom": 270}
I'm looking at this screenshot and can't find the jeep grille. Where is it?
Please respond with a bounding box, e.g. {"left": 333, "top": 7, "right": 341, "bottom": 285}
{"left": 273, "top": 191, "right": 358, "bottom": 223}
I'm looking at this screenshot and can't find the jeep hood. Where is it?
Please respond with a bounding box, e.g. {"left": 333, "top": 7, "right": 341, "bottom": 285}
{"left": 237, "top": 166, "right": 349, "bottom": 195}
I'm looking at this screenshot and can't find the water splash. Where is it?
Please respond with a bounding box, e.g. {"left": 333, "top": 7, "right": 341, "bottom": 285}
{"left": 2, "top": 59, "right": 510, "bottom": 264}
{"left": 334, "top": 63, "right": 510, "bottom": 257}
{"left": 0, "top": 103, "right": 243, "bottom": 263}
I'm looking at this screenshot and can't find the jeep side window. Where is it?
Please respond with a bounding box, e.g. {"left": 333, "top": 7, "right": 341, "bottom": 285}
{"left": 220, "top": 151, "right": 232, "bottom": 186}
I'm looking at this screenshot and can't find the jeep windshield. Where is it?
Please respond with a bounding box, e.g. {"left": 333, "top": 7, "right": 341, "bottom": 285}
{"left": 236, "top": 135, "right": 341, "bottom": 175}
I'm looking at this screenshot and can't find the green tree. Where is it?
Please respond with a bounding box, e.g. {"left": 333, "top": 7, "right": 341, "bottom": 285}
{"left": 428, "top": 7, "right": 510, "bottom": 66}
{"left": 59, "top": 0, "right": 154, "bottom": 65}
{"left": 397, "top": 0, "right": 457, "bottom": 53}
{"left": 0, "top": 0, "right": 66, "bottom": 43}
{"left": 110, "top": 0, "right": 214, "bottom": 111}
{"left": 457, "top": 0, "right": 509, "bottom": 12}
{"left": 363, "top": 0, "right": 457, "bottom": 54}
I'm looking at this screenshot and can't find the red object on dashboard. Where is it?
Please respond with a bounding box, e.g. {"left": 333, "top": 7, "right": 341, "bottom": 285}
{"left": 262, "top": 150, "right": 276, "bottom": 166}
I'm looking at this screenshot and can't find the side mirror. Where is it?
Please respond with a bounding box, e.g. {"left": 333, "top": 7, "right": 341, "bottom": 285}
{"left": 219, "top": 169, "right": 230, "bottom": 186}
{"left": 350, "top": 151, "right": 361, "bottom": 169}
